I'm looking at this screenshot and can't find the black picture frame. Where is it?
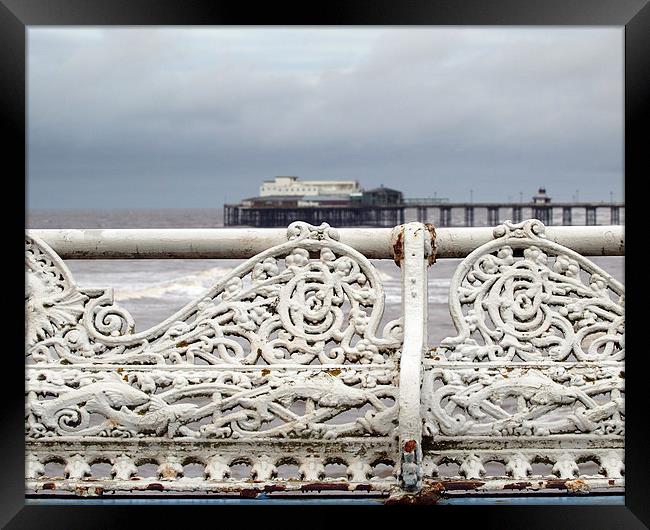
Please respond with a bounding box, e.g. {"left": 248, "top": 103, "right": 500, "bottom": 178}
{"left": 3, "top": 0, "right": 648, "bottom": 527}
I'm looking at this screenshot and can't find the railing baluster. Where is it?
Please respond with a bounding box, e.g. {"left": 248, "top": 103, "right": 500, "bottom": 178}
{"left": 394, "top": 222, "right": 433, "bottom": 492}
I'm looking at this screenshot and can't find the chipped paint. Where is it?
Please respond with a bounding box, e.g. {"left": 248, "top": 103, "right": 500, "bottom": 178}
{"left": 424, "top": 223, "right": 437, "bottom": 265}
{"left": 391, "top": 226, "right": 404, "bottom": 266}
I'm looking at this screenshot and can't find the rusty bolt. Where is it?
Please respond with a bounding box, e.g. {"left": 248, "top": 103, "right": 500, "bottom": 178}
{"left": 404, "top": 440, "right": 417, "bottom": 453}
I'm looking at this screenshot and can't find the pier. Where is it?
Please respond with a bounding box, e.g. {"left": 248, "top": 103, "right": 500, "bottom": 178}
{"left": 224, "top": 200, "right": 624, "bottom": 227}
{"left": 224, "top": 178, "right": 624, "bottom": 228}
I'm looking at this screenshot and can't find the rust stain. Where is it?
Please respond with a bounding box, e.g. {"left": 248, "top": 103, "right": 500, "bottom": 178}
{"left": 384, "top": 491, "right": 440, "bottom": 505}
{"left": 176, "top": 340, "right": 189, "bottom": 348}
{"left": 327, "top": 368, "right": 342, "bottom": 376}
{"left": 434, "top": 480, "right": 485, "bottom": 491}
{"left": 609, "top": 479, "right": 615, "bottom": 485}
{"left": 565, "top": 479, "right": 590, "bottom": 493}
{"left": 385, "top": 482, "right": 443, "bottom": 505}
{"left": 263, "top": 484, "right": 286, "bottom": 493}
{"left": 239, "top": 489, "right": 260, "bottom": 498}
{"left": 301, "top": 482, "right": 350, "bottom": 492}
{"left": 503, "top": 481, "right": 532, "bottom": 490}
{"left": 392, "top": 228, "right": 404, "bottom": 267}
{"left": 160, "top": 468, "right": 178, "bottom": 479}
{"left": 545, "top": 479, "right": 568, "bottom": 490}
{"left": 404, "top": 439, "right": 417, "bottom": 453}
{"left": 261, "top": 369, "right": 271, "bottom": 376}
{"left": 424, "top": 223, "right": 437, "bottom": 266}
{"left": 146, "top": 483, "right": 165, "bottom": 491}
{"left": 425, "top": 482, "right": 445, "bottom": 494}
{"left": 42, "top": 482, "right": 56, "bottom": 490}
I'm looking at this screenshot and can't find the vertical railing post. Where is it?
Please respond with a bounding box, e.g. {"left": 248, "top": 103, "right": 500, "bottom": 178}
{"left": 392, "top": 222, "right": 433, "bottom": 492}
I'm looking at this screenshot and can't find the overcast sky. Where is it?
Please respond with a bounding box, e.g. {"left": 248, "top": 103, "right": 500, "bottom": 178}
{"left": 27, "top": 27, "right": 623, "bottom": 209}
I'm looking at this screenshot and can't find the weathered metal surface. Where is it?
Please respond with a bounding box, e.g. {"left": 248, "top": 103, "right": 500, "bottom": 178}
{"left": 434, "top": 225, "right": 624, "bottom": 258}
{"left": 420, "top": 219, "right": 624, "bottom": 498}
{"left": 28, "top": 225, "right": 624, "bottom": 259}
{"left": 26, "top": 222, "right": 402, "bottom": 367}
{"left": 25, "top": 218, "right": 624, "bottom": 499}
{"left": 26, "top": 221, "right": 405, "bottom": 496}
{"left": 434, "top": 219, "right": 624, "bottom": 364}
{"left": 26, "top": 439, "right": 399, "bottom": 497}
{"left": 27, "top": 228, "right": 397, "bottom": 260}
{"left": 396, "top": 223, "right": 430, "bottom": 491}
{"left": 422, "top": 364, "right": 623, "bottom": 438}
{"left": 424, "top": 223, "right": 437, "bottom": 266}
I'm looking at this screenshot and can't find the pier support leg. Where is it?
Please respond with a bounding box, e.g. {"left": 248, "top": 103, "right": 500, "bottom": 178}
{"left": 487, "top": 207, "right": 499, "bottom": 226}
{"left": 586, "top": 206, "right": 596, "bottom": 226}
{"left": 533, "top": 207, "right": 551, "bottom": 226}
{"left": 465, "top": 207, "right": 474, "bottom": 227}
{"left": 440, "top": 207, "right": 451, "bottom": 227}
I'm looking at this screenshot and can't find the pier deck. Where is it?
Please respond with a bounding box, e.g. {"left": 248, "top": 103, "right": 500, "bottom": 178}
{"left": 224, "top": 201, "right": 624, "bottom": 227}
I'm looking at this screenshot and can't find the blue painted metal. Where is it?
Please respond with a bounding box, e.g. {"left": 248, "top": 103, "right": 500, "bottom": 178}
{"left": 437, "top": 496, "right": 625, "bottom": 505}
{"left": 26, "top": 495, "right": 624, "bottom": 506}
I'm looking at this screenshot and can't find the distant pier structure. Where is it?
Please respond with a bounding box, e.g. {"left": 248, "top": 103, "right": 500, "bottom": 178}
{"left": 224, "top": 178, "right": 624, "bottom": 228}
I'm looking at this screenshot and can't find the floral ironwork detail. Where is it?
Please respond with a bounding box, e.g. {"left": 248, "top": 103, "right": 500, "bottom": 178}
{"left": 436, "top": 220, "right": 624, "bottom": 362}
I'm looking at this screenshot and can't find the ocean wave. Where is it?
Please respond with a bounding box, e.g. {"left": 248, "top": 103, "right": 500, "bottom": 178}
{"left": 113, "top": 266, "right": 398, "bottom": 302}
{"left": 113, "top": 266, "right": 235, "bottom": 301}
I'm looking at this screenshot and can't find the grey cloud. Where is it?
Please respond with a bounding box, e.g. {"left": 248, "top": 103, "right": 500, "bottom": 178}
{"left": 27, "top": 28, "right": 623, "bottom": 208}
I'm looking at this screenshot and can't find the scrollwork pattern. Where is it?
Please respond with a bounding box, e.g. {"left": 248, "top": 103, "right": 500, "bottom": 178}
{"left": 422, "top": 219, "right": 624, "bottom": 458}
{"left": 26, "top": 368, "right": 398, "bottom": 440}
{"left": 26, "top": 222, "right": 402, "bottom": 366}
{"left": 25, "top": 237, "right": 89, "bottom": 346}
{"left": 25, "top": 223, "right": 403, "bottom": 443}
{"left": 436, "top": 220, "right": 624, "bottom": 362}
{"left": 422, "top": 365, "right": 624, "bottom": 437}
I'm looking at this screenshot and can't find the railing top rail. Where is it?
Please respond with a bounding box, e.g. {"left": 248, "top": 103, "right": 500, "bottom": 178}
{"left": 27, "top": 225, "right": 624, "bottom": 260}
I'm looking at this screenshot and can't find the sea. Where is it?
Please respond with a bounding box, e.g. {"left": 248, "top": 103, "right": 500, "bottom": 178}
{"left": 26, "top": 208, "right": 624, "bottom": 346}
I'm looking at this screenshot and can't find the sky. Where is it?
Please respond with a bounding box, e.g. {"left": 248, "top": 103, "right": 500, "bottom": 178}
{"left": 27, "top": 27, "right": 624, "bottom": 209}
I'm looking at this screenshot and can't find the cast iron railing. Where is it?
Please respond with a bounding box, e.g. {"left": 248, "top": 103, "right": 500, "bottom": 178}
{"left": 25, "top": 219, "right": 624, "bottom": 503}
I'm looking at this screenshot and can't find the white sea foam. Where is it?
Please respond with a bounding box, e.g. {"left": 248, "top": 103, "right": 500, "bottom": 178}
{"left": 111, "top": 265, "right": 398, "bottom": 302}
{"left": 113, "top": 266, "right": 235, "bottom": 301}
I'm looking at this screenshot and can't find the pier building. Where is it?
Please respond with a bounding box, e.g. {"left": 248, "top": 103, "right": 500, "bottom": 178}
{"left": 224, "top": 179, "right": 624, "bottom": 228}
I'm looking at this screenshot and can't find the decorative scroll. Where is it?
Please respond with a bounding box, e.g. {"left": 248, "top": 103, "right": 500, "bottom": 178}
{"left": 26, "top": 368, "right": 398, "bottom": 440}
{"left": 422, "top": 365, "right": 624, "bottom": 437}
{"left": 26, "top": 237, "right": 103, "bottom": 346}
{"left": 26, "top": 222, "right": 402, "bottom": 366}
{"left": 26, "top": 222, "right": 402, "bottom": 449}
{"left": 436, "top": 220, "right": 624, "bottom": 363}
{"left": 421, "top": 219, "right": 625, "bottom": 494}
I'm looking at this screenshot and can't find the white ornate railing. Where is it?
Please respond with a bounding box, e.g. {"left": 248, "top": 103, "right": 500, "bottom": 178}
{"left": 25, "top": 220, "right": 624, "bottom": 502}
